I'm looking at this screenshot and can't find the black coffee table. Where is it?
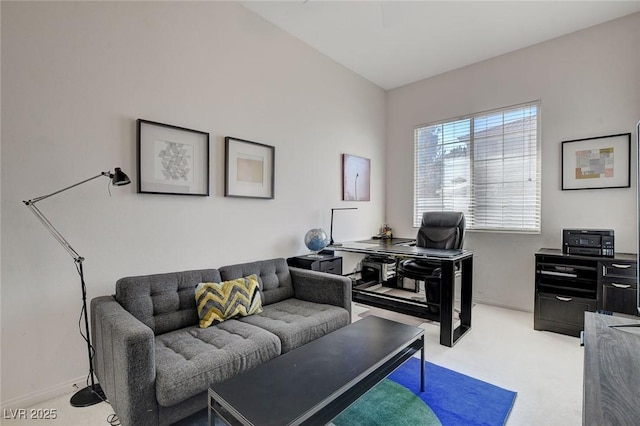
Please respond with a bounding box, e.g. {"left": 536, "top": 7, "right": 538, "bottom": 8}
{"left": 208, "top": 316, "right": 425, "bottom": 426}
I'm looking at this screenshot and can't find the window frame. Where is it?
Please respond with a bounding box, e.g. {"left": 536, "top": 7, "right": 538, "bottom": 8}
{"left": 413, "top": 101, "right": 541, "bottom": 234}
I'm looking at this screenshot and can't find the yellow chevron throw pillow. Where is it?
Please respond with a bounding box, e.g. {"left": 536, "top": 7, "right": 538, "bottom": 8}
{"left": 195, "top": 275, "right": 263, "bottom": 328}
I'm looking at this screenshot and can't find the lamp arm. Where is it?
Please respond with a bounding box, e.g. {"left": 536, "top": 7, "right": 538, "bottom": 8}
{"left": 25, "top": 172, "right": 108, "bottom": 204}
{"left": 329, "top": 207, "right": 357, "bottom": 245}
{"left": 24, "top": 202, "right": 82, "bottom": 262}
{"left": 22, "top": 172, "right": 112, "bottom": 261}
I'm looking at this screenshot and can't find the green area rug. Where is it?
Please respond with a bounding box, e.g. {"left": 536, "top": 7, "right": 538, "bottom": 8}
{"left": 332, "top": 378, "right": 441, "bottom": 426}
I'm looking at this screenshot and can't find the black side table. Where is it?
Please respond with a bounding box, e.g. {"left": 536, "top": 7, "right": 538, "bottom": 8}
{"left": 287, "top": 254, "right": 343, "bottom": 275}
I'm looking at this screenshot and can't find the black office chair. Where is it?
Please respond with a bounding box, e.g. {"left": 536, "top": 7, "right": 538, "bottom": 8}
{"left": 396, "top": 211, "right": 466, "bottom": 315}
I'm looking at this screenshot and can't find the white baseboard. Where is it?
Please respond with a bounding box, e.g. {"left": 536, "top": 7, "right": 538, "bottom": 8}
{"left": 0, "top": 376, "right": 86, "bottom": 410}
{"left": 474, "top": 298, "right": 533, "bottom": 313}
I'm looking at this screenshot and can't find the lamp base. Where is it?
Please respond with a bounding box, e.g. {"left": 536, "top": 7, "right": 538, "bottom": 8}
{"left": 70, "top": 384, "right": 105, "bottom": 407}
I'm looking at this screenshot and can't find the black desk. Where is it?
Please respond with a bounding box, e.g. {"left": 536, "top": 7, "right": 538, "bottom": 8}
{"left": 330, "top": 239, "right": 473, "bottom": 347}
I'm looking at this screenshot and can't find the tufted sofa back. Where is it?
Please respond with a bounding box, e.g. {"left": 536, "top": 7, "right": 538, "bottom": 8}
{"left": 115, "top": 269, "right": 221, "bottom": 335}
{"left": 219, "top": 258, "right": 294, "bottom": 306}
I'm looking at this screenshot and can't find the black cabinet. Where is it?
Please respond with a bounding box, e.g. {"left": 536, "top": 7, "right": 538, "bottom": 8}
{"left": 535, "top": 250, "right": 598, "bottom": 337}
{"left": 287, "top": 254, "right": 343, "bottom": 275}
{"left": 534, "top": 249, "right": 637, "bottom": 337}
{"left": 599, "top": 259, "right": 638, "bottom": 315}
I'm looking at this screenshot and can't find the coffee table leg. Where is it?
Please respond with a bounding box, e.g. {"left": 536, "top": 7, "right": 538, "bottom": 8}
{"left": 420, "top": 335, "right": 425, "bottom": 392}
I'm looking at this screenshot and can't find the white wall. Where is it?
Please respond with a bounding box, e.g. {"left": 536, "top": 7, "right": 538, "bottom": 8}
{"left": 387, "top": 13, "right": 640, "bottom": 311}
{"left": 0, "top": 2, "right": 386, "bottom": 406}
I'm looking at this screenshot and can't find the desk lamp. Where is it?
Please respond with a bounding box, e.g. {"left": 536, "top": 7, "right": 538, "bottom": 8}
{"left": 23, "top": 167, "right": 131, "bottom": 407}
{"left": 329, "top": 207, "right": 357, "bottom": 246}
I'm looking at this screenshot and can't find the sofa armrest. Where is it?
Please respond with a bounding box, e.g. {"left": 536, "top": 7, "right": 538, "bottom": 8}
{"left": 91, "top": 296, "right": 158, "bottom": 426}
{"left": 289, "top": 267, "right": 352, "bottom": 320}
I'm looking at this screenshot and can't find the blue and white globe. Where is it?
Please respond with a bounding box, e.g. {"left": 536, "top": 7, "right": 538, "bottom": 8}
{"left": 304, "top": 228, "right": 329, "bottom": 256}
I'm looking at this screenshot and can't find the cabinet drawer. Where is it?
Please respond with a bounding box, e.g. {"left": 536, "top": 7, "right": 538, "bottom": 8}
{"left": 600, "top": 277, "right": 637, "bottom": 290}
{"left": 535, "top": 292, "right": 596, "bottom": 330}
{"left": 600, "top": 261, "right": 637, "bottom": 279}
{"left": 287, "top": 255, "right": 343, "bottom": 276}
{"left": 320, "top": 259, "right": 342, "bottom": 275}
{"left": 602, "top": 284, "right": 638, "bottom": 315}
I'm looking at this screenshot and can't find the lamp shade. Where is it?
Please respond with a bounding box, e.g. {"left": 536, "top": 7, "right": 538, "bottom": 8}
{"left": 111, "top": 168, "right": 131, "bottom": 186}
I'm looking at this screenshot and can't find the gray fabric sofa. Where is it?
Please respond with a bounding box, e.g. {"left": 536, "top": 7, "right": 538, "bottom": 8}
{"left": 90, "top": 258, "right": 351, "bottom": 426}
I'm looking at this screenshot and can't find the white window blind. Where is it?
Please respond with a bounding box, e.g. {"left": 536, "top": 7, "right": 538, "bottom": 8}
{"left": 414, "top": 102, "right": 541, "bottom": 233}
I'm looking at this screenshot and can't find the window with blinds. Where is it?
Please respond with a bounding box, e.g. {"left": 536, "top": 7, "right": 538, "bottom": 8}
{"left": 414, "top": 102, "right": 540, "bottom": 233}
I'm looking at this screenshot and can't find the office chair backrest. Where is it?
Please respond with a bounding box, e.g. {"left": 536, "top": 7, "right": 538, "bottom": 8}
{"left": 416, "top": 211, "right": 466, "bottom": 250}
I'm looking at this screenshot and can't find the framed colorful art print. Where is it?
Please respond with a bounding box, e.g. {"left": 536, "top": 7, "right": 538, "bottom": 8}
{"left": 561, "top": 133, "right": 630, "bottom": 190}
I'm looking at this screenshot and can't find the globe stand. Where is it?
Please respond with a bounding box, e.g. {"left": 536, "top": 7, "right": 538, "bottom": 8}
{"left": 307, "top": 251, "right": 325, "bottom": 259}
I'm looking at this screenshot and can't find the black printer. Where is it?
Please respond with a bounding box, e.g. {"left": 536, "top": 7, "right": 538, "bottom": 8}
{"left": 562, "top": 229, "right": 614, "bottom": 257}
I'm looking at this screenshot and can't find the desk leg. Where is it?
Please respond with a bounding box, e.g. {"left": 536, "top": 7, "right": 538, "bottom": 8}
{"left": 420, "top": 335, "right": 425, "bottom": 392}
{"left": 439, "top": 257, "right": 473, "bottom": 347}
{"left": 439, "top": 260, "right": 455, "bottom": 346}
{"left": 459, "top": 256, "right": 473, "bottom": 332}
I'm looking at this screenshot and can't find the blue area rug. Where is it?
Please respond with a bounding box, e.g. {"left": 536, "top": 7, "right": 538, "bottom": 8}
{"left": 391, "top": 357, "right": 516, "bottom": 425}
{"left": 175, "top": 357, "right": 516, "bottom": 426}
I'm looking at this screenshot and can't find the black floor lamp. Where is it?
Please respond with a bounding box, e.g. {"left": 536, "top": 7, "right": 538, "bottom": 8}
{"left": 23, "top": 167, "right": 131, "bottom": 407}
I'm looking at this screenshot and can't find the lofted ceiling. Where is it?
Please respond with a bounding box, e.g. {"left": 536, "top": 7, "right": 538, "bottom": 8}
{"left": 242, "top": 1, "right": 640, "bottom": 90}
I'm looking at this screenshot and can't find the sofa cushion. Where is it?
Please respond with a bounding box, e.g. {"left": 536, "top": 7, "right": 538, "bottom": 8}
{"left": 116, "top": 269, "right": 221, "bottom": 335}
{"left": 195, "top": 275, "right": 263, "bottom": 327}
{"left": 154, "top": 320, "right": 281, "bottom": 407}
{"left": 239, "top": 298, "right": 350, "bottom": 353}
{"left": 219, "top": 258, "right": 294, "bottom": 306}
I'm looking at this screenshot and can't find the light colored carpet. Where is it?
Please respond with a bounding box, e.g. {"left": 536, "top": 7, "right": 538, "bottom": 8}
{"left": 4, "top": 303, "right": 583, "bottom": 426}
